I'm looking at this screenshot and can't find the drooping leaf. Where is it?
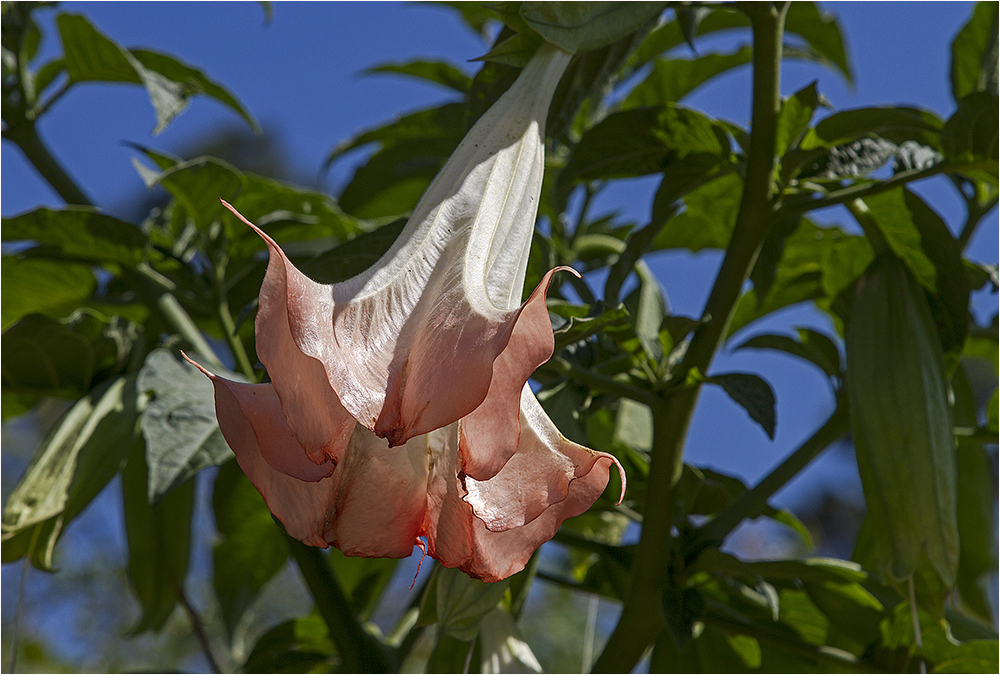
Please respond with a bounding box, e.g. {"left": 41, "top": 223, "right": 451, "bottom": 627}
{"left": 122, "top": 440, "right": 194, "bottom": 633}
{"left": 653, "top": 171, "right": 743, "bottom": 252}
{"left": 212, "top": 461, "right": 288, "bottom": 637}
{"left": 857, "top": 187, "right": 971, "bottom": 362}
{"left": 805, "top": 106, "right": 945, "bottom": 152}
{"left": 2, "top": 311, "right": 140, "bottom": 416}
{"left": 431, "top": 566, "right": 510, "bottom": 641}
{"left": 138, "top": 350, "right": 234, "bottom": 503}
{"left": 1, "top": 207, "right": 147, "bottom": 265}
{"left": 560, "top": 105, "right": 730, "bottom": 188}
{"left": 734, "top": 327, "right": 842, "bottom": 380}
{"left": 704, "top": 372, "right": 777, "bottom": 439}
{"left": 365, "top": 59, "right": 472, "bottom": 93}
{"left": 136, "top": 155, "right": 247, "bottom": 230}
{"left": 776, "top": 81, "right": 821, "bottom": 158}
{"left": 1, "top": 257, "right": 96, "bottom": 330}
{"left": 622, "top": 47, "right": 753, "bottom": 109}
{"left": 1, "top": 375, "right": 139, "bottom": 569}
{"left": 519, "top": 1, "right": 666, "bottom": 54}
{"left": 950, "top": 2, "right": 999, "bottom": 103}
{"left": 243, "top": 615, "right": 336, "bottom": 674}
{"left": 55, "top": 13, "right": 257, "bottom": 133}
{"left": 942, "top": 91, "right": 1000, "bottom": 178}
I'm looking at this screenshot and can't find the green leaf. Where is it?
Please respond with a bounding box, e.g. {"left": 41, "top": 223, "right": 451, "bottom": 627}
{"left": 704, "top": 372, "right": 777, "bottom": 439}
{"left": 806, "top": 106, "right": 945, "bottom": 152}
{"left": 432, "top": 566, "right": 510, "bottom": 641}
{"left": 1, "top": 375, "right": 139, "bottom": 569}
{"left": 138, "top": 350, "right": 234, "bottom": 503}
{"left": 519, "top": 1, "right": 666, "bottom": 54}
{"left": 950, "top": 2, "right": 999, "bottom": 103}
{"left": 478, "top": 608, "right": 543, "bottom": 673}
{"left": 136, "top": 155, "right": 247, "bottom": 230}
{"left": 661, "top": 586, "right": 705, "bottom": 648}
{"left": 2, "top": 207, "right": 148, "bottom": 266}
{"left": 2, "top": 310, "right": 140, "bottom": 415}
{"left": 325, "top": 103, "right": 466, "bottom": 166}
{"left": 243, "top": 615, "right": 336, "bottom": 674}
{"left": 942, "top": 91, "right": 1000, "bottom": 174}
{"left": 1, "top": 257, "right": 96, "bottom": 330}
{"left": 776, "top": 81, "right": 821, "bottom": 158}
{"left": 857, "top": 187, "right": 971, "bottom": 361}
{"left": 55, "top": 13, "right": 257, "bottom": 133}
{"left": 212, "top": 461, "right": 288, "bottom": 637}
{"left": 302, "top": 217, "right": 406, "bottom": 284}
{"left": 561, "top": 105, "right": 730, "bottom": 187}
{"left": 622, "top": 47, "right": 753, "bottom": 109}
{"left": 653, "top": 171, "right": 743, "bottom": 252}
{"left": 734, "top": 327, "right": 842, "bottom": 380}
{"left": 365, "top": 59, "right": 472, "bottom": 93}
{"left": 122, "top": 439, "right": 194, "bottom": 633}
{"left": 783, "top": 1, "right": 853, "bottom": 83}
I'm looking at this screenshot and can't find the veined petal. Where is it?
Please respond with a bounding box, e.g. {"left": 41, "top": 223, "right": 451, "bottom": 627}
{"left": 190, "top": 354, "right": 430, "bottom": 558}
{"left": 422, "top": 387, "right": 626, "bottom": 583}
{"left": 248, "top": 44, "right": 573, "bottom": 448}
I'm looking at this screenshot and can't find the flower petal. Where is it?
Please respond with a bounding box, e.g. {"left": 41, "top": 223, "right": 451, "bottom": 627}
{"left": 226, "top": 205, "right": 356, "bottom": 467}
{"left": 458, "top": 267, "right": 580, "bottom": 481}
{"left": 245, "top": 45, "right": 573, "bottom": 448}
{"left": 422, "top": 387, "right": 626, "bottom": 583}
{"left": 189, "top": 355, "right": 431, "bottom": 558}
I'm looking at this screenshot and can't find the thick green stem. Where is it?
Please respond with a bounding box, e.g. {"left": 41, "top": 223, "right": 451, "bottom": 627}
{"left": 285, "top": 535, "right": 394, "bottom": 673}
{"left": 698, "top": 401, "right": 849, "bottom": 546}
{"left": 592, "top": 4, "right": 788, "bottom": 672}
{"left": 4, "top": 122, "right": 93, "bottom": 206}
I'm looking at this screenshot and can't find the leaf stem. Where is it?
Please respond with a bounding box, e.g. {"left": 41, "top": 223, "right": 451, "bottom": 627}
{"left": 780, "top": 164, "right": 947, "bottom": 217}
{"left": 3, "top": 121, "right": 93, "bottom": 206}
{"left": 284, "top": 535, "right": 394, "bottom": 673}
{"left": 178, "top": 589, "right": 222, "bottom": 674}
{"left": 697, "top": 401, "right": 849, "bottom": 546}
{"left": 592, "top": 4, "right": 789, "bottom": 671}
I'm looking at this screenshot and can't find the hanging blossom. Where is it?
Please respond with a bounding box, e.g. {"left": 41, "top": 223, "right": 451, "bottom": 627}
{"left": 190, "top": 43, "right": 625, "bottom": 582}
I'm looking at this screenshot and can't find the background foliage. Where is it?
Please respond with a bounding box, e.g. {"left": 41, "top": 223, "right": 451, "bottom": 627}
{"left": 2, "top": 1, "right": 998, "bottom": 673}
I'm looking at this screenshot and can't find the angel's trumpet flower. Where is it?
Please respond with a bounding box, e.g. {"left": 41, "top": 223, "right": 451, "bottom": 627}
{"left": 193, "top": 43, "right": 625, "bottom": 581}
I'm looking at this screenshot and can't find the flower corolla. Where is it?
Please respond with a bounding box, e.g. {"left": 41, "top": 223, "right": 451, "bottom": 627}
{"left": 193, "top": 43, "right": 625, "bottom": 581}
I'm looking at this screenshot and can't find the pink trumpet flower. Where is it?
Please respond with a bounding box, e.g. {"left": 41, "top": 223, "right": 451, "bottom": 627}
{"left": 192, "top": 43, "right": 626, "bottom": 582}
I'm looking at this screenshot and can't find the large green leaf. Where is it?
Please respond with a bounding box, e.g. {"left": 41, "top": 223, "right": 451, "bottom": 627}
{"left": 950, "top": 2, "right": 999, "bottom": 103}
{"left": 121, "top": 440, "right": 194, "bottom": 633}
{"left": 623, "top": 47, "right": 752, "bottom": 108}
{"left": 243, "top": 615, "right": 336, "bottom": 673}
{"left": 54, "top": 13, "right": 256, "bottom": 133}
{"left": 519, "top": 1, "right": 666, "bottom": 54}
{"left": 422, "top": 566, "right": 510, "bottom": 641}
{"left": 2, "top": 311, "right": 139, "bottom": 417}
{"left": 942, "top": 91, "right": 1000, "bottom": 178}
{"left": 138, "top": 350, "right": 233, "bottom": 503}
{"left": 652, "top": 171, "right": 743, "bottom": 252}
{"left": 1, "top": 374, "right": 139, "bottom": 569}
{"left": 364, "top": 60, "right": 472, "bottom": 93}
{"left": 561, "top": 105, "right": 730, "bottom": 187}
{"left": 631, "top": 2, "right": 852, "bottom": 81}
{"left": 805, "top": 106, "right": 945, "bottom": 152}
{"left": 1, "top": 207, "right": 147, "bottom": 266}
{"left": 212, "top": 461, "right": 288, "bottom": 637}
{"left": 734, "top": 327, "right": 842, "bottom": 380}
{"left": 136, "top": 155, "right": 247, "bottom": 230}
{"left": 0, "top": 257, "right": 96, "bottom": 331}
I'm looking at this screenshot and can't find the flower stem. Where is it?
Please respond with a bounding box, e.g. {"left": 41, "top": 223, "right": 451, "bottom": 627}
{"left": 592, "top": 4, "right": 789, "bottom": 671}
{"left": 284, "top": 535, "right": 394, "bottom": 673}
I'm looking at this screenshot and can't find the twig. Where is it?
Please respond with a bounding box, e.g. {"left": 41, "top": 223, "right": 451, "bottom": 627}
{"left": 178, "top": 589, "right": 222, "bottom": 674}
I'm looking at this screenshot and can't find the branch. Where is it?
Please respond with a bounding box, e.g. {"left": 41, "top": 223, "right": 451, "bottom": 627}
{"left": 284, "top": 535, "right": 394, "bottom": 673}
{"left": 3, "top": 121, "right": 93, "bottom": 206}
{"left": 592, "top": 4, "right": 789, "bottom": 671}
{"left": 780, "top": 164, "right": 948, "bottom": 217}
{"left": 697, "top": 401, "right": 849, "bottom": 546}
{"left": 542, "top": 357, "right": 663, "bottom": 407}
{"left": 178, "top": 589, "right": 222, "bottom": 674}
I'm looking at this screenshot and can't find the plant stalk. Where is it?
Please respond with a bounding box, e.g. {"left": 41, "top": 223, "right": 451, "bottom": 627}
{"left": 285, "top": 535, "right": 394, "bottom": 673}
{"left": 592, "top": 4, "right": 789, "bottom": 671}
{"left": 4, "top": 121, "right": 93, "bottom": 206}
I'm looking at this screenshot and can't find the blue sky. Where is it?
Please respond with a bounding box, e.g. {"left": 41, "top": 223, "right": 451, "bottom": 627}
{"left": 3, "top": 0, "right": 995, "bottom": 496}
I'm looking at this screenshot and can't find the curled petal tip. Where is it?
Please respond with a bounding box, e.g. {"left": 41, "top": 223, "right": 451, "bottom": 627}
{"left": 180, "top": 351, "right": 214, "bottom": 378}
{"left": 609, "top": 454, "right": 627, "bottom": 506}
{"left": 553, "top": 265, "right": 583, "bottom": 280}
